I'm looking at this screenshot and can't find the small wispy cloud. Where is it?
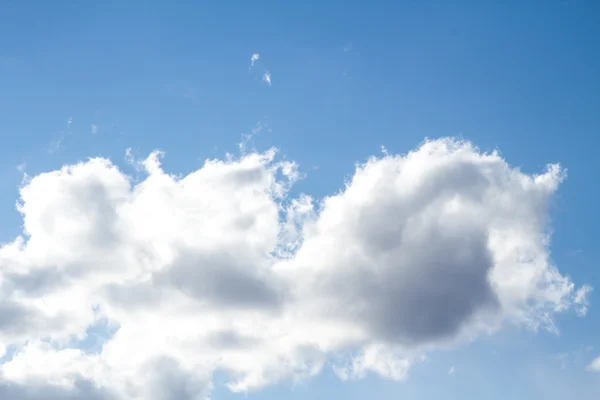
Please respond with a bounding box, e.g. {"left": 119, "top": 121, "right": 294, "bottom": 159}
{"left": 238, "top": 122, "right": 266, "bottom": 154}
{"left": 448, "top": 366, "right": 455, "bottom": 375}
{"left": 125, "top": 148, "right": 135, "bottom": 165}
{"left": 553, "top": 345, "right": 594, "bottom": 370}
{"left": 16, "top": 162, "right": 26, "bottom": 173}
{"left": 554, "top": 352, "right": 570, "bottom": 369}
{"left": 574, "top": 285, "right": 593, "bottom": 317}
{"left": 262, "top": 71, "right": 272, "bottom": 86}
{"left": 48, "top": 137, "right": 62, "bottom": 154}
{"left": 124, "top": 148, "right": 144, "bottom": 173}
{"left": 91, "top": 124, "right": 98, "bottom": 134}
{"left": 67, "top": 117, "right": 73, "bottom": 126}
{"left": 250, "top": 53, "right": 260, "bottom": 68}
{"left": 343, "top": 42, "right": 353, "bottom": 52}
{"left": 248, "top": 52, "right": 272, "bottom": 86}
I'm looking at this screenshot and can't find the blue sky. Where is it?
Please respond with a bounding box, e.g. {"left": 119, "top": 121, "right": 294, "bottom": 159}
{"left": 1, "top": 1, "right": 599, "bottom": 399}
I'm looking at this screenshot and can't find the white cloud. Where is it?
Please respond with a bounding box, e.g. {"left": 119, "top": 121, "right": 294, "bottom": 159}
{"left": 588, "top": 356, "right": 600, "bottom": 372}
{"left": 67, "top": 117, "right": 73, "bottom": 126}
{"left": 124, "top": 148, "right": 135, "bottom": 165}
{"left": 0, "top": 138, "right": 589, "bottom": 399}
{"left": 343, "top": 42, "right": 353, "bottom": 52}
{"left": 333, "top": 344, "right": 412, "bottom": 381}
{"left": 262, "top": 71, "right": 271, "bottom": 86}
{"left": 574, "top": 285, "right": 593, "bottom": 316}
{"left": 248, "top": 53, "right": 270, "bottom": 85}
{"left": 448, "top": 366, "right": 455, "bottom": 375}
{"left": 91, "top": 124, "right": 98, "bottom": 134}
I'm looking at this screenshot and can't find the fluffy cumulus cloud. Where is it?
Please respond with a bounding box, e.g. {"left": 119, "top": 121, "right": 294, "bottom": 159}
{"left": 0, "top": 138, "right": 590, "bottom": 399}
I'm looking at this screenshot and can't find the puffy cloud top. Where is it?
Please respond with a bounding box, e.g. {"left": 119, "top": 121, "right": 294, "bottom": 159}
{"left": 0, "top": 138, "right": 588, "bottom": 399}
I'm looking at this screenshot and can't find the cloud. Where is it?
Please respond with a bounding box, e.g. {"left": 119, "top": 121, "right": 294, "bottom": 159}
{"left": 91, "top": 124, "right": 98, "bottom": 134}
{"left": 248, "top": 53, "right": 270, "bottom": 85}
{"left": 67, "top": 117, "right": 73, "bottom": 126}
{"left": 262, "top": 71, "right": 271, "bottom": 86}
{"left": 554, "top": 345, "right": 594, "bottom": 369}
{"left": 574, "top": 285, "right": 593, "bottom": 317}
{"left": 238, "top": 122, "right": 267, "bottom": 154}
{"left": 343, "top": 42, "right": 353, "bottom": 52}
{"left": 332, "top": 344, "right": 413, "bottom": 381}
{"left": 588, "top": 356, "right": 600, "bottom": 372}
{"left": 0, "top": 138, "right": 589, "bottom": 399}
{"left": 448, "top": 366, "right": 455, "bottom": 375}
{"left": 0, "top": 377, "right": 112, "bottom": 400}
{"left": 47, "top": 137, "right": 62, "bottom": 154}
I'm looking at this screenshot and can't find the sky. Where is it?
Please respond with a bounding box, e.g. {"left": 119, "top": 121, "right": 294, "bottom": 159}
{"left": 0, "top": 1, "right": 599, "bottom": 399}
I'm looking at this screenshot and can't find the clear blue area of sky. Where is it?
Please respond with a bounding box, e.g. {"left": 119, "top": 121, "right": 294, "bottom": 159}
{"left": 1, "top": 1, "right": 599, "bottom": 398}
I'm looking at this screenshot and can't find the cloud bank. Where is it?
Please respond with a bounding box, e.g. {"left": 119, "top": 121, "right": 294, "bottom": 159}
{"left": 0, "top": 138, "right": 588, "bottom": 399}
